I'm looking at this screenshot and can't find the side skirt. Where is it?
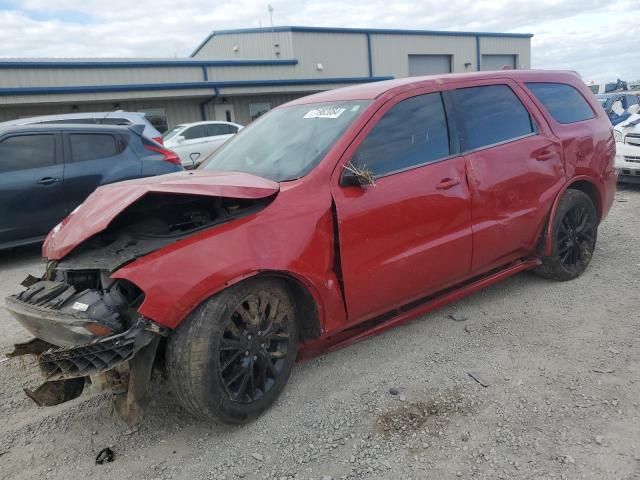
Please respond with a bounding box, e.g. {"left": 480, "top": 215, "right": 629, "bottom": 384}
{"left": 298, "top": 258, "right": 541, "bottom": 360}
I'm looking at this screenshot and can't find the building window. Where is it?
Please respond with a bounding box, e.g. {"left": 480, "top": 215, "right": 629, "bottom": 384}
{"left": 138, "top": 108, "right": 169, "bottom": 133}
{"left": 249, "top": 103, "right": 271, "bottom": 121}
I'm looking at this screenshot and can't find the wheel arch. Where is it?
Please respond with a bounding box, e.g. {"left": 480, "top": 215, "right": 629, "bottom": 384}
{"left": 543, "top": 176, "right": 602, "bottom": 256}
{"left": 171, "top": 270, "right": 325, "bottom": 343}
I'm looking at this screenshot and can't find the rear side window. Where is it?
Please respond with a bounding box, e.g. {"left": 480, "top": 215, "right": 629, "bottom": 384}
{"left": 0, "top": 134, "right": 56, "bottom": 173}
{"left": 183, "top": 125, "right": 208, "bottom": 140}
{"left": 207, "top": 124, "right": 237, "bottom": 136}
{"left": 352, "top": 93, "right": 450, "bottom": 176}
{"left": 526, "top": 82, "right": 595, "bottom": 124}
{"left": 452, "top": 85, "right": 535, "bottom": 151}
{"left": 69, "top": 133, "right": 124, "bottom": 162}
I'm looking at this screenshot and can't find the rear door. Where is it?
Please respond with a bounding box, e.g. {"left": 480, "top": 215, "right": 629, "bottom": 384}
{"left": 331, "top": 91, "right": 473, "bottom": 323}
{"left": 61, "top": 130, "right": 141, "bottom": 213}
{"left": 0, "top": 132, "right": 66, "bottom": 244}
{"left": 451, "top": 81, "right": 565, "bottom": 273}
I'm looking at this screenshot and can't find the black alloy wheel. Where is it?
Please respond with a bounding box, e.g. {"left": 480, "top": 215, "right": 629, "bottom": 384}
{"left": 219, "top": 292, "right": 292, "bottom": 403}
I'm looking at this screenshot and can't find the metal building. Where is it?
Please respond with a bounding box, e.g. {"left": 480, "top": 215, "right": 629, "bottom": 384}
{"left": 0, "top": 26, "right": 532, "bottom": 129}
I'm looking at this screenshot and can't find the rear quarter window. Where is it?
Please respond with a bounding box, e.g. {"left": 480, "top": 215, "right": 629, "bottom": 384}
{"left": 69, "top": 133, "right": 126, "bottom": 162}
{"left": 526, "top": 82, "right": 595, "bottom": 124}
{"left": 451, "top": 84, "right": 535, "bottom": 151}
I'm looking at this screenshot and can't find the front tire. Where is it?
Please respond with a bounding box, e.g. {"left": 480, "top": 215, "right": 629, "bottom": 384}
{"left": 167, "top": 277, "right": 298, "bottom": 424}
{"left": 536, "top": 189, "right": 598, "bottom": 281}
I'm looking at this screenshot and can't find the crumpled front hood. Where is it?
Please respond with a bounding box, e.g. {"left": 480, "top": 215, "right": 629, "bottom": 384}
{"left": 43, "top": 170, "right": 279, "bottom": 260}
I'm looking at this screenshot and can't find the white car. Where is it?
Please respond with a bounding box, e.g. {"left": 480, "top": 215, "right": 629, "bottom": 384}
{"left": 614, "top": 105, "right": 640, "bottom": 184}
{"left": 163, "top": 121, "right": 243, "bottom": 169}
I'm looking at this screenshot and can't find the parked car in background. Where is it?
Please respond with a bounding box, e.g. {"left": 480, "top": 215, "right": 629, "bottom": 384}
{"left": 614, "top": 106, "right": 640, "bottom": 183}
{"left": 0, "top": 111, "right": 164, "bottom": 144}
{"left": 5, "top": 70, "right": 616, "bottom": 426}
{"left": 596, "top": 93, "right": 640, "bottom": 125}
{"left": 163, "top": 121, "right": 243, "bottom": 169}
{"left": 0, "top": 123, "right": 181, "bottom": 249}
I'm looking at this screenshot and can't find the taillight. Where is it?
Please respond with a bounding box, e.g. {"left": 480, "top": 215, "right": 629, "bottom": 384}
{"left": 152, "top": 136, "right": 164, "bottom": 145}
{"left": 144, "top": 143, "right": 181, "bottom": 167}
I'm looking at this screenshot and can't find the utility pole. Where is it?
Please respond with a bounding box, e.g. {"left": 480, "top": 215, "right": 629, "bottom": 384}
{"left": 267, "top": 4, "right": 274, "bottom": 32}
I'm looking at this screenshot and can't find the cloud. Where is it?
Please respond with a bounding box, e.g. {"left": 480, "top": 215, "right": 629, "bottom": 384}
{"left": 0, "top": 0, "right": 637, "bottom": 81}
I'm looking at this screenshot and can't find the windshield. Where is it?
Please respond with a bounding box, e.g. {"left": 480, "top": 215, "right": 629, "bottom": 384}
{"left": 201, "top": 101, "right": 370, "bottom": 181}
{"left": 163, "top": 125, "right": 186, "bottom": 141}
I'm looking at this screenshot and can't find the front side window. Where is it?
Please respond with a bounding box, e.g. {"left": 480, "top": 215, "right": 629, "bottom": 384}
{"left": 452, "top": 84, "right": 535, "bottom": 151}
{"left": 69, "top": 134, "right": 120, "bottom": 162}
{"left": 526, "top": 82, "right": 595, "bottom": 124}
{"left": 202, "top": 101, "right": 370, "bottom": 182}
{"left": 351, "top": 93, "right": 450, "bottom": 176}
{"left": 0, "top": 134, "right": 55, "bottom": 173}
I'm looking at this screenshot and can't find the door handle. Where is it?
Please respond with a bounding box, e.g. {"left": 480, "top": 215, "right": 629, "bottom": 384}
{"left": 535, "top": 150, "right": 555, "bottom": 161}
{"left": 436, "top": 178, "right": 460, "bottom": 190}
{"left": 37, "top": 177, "right": 60, "bottom": 186}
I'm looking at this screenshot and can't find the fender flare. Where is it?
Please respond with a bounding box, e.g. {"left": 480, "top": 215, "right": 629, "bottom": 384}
{"left": 543, "top": 176, "right": 600, "bottom": 256}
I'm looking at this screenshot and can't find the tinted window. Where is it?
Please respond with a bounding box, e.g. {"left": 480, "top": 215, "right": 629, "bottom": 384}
{"left": 625, "top": 95, "right": 639, "bottom": 107}
{"left": 69, "top": 134, "right": 120, "bottom": 162}
{"left": 452, "top": 85, "right": 534, "bottom": 151}
{"left": 0, "top": 134, "right": 56, "bottom": 173}
{"left": 207, "top": 124, "right": 237, "bottom": 136}
{"left": 526, "top": 82, "right": 595, "bottom": 124}
{"left": 352, "top": 93, "right": 450, "bottom": 176}
{"left": 182, "top": 125, "right": 208, "bottom": 140}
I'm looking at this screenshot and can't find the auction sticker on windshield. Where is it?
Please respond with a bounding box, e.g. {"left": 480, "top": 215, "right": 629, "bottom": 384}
{"left": 303, "top": 106, "right": 346, "bottom": 119}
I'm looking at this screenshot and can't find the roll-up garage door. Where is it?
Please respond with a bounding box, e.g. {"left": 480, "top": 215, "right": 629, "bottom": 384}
{"left": 481, "top": 54, "right": 516, "bottom": 71}
{"left": 408, "top": 55, "right": 452, "bottom": 76}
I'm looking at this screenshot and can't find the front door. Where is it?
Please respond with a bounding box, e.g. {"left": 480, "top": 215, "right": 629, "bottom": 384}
{"left": 331, "top": 91, "right": 473, "bottom": 323}
{"left": 0, "top": 132, "right": 66, "bottom": 245}
{"left": 450, "top": 82, "right": 565, "bottom": 273}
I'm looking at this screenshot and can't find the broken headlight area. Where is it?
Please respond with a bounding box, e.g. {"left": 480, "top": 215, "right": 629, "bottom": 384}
{"left": 6, "top": 272, "right": 144, "bottom": 347}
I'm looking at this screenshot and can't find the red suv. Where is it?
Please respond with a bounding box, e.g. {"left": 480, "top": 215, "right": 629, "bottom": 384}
{"left": 6, "top": 70, "right": 616, "bottom": 425}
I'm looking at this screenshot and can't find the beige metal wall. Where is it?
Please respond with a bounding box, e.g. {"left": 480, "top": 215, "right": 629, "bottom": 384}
{"left": 0, "top": 66, "right": 203, "bottom": 88}
{"left": 192, "top": 31, "right": 294, "bottom": 60}
{"left": 371, "top": 34, "right": 478, "bottom": 76}
{"left": 0, "top": 98, "right": 205, "bottom": 129}
{"left": 479, "top": 36, "right": 531, "bottom": 69}
{"left": 290, "top": 32, "right": 369, "bottom": 78}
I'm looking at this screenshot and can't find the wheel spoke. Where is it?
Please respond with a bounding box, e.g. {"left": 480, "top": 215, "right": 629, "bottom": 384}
{"left": 225, "top": 362, "right": 249, "bottom": 389}
{"left": 220, "top": 338, "right": 244, "bottom": 351}
{"left": 221, "top": 349, "right": 244, "bottom": 372}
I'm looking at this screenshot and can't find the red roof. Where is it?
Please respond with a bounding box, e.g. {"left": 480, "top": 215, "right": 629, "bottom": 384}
{"left": 285, "top": 70, "right": 583, "bottom": 105}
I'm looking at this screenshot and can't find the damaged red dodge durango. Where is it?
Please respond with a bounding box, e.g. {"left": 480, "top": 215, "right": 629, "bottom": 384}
{"left": 6, "top": 70, "right": 616, "bottom": 425}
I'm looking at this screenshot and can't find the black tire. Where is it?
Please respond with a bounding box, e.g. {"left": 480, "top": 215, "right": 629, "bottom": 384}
{"left": 166, "top": 277, "right": 299, "bottom": 424}
{"left": 536, "top": 189, "right": 598, "bottom": 281}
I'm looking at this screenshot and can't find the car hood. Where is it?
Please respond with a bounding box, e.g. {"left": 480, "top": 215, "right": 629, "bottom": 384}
{"left": 616, "top": 113, "right": 640, "bottom": 131}
{"left": 43, "top": 170, "right": 279, "bottom": 260}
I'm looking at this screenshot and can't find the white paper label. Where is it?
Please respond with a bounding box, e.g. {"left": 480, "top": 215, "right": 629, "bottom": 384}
{"left": 303, "top": 107, "right": 346, "bottom": 119}
{"left": 72, "top": 302, "right": 89, "bottom": 312}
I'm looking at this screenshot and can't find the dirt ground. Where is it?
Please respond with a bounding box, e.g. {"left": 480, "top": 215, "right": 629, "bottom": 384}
{"left": 1, "top": 185, "right": 639, "bottom": 480}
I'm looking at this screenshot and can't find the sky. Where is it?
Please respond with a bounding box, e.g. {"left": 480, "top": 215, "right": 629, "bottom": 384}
{"left": 0, "top": 0, "right": 637, "bottom": 82}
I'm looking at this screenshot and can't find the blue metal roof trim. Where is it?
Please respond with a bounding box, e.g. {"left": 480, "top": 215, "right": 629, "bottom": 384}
{"left": 0, "top": 76, "right": 394, "bottom": 96}
{"left": 0, "top": 59, "right": 299, "bottom": 69}
{"left": 191, "top": 25, "right": 533, "bottom": 56}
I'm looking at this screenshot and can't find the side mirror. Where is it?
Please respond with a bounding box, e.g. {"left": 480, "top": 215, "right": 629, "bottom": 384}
{"left": 340, "top": 162, "right": 376, "bottom": 187}
{"left": 176, "top": 135, "right": 186, "bottom": 143}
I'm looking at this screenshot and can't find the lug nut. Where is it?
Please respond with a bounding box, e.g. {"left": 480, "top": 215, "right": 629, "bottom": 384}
{"left": 245, "top": 351, "right": 249, "bottom": 356}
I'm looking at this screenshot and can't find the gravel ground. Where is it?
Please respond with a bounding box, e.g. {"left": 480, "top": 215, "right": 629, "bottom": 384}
{"left": 1, "top": 185, "right": 639, "bottom": 480}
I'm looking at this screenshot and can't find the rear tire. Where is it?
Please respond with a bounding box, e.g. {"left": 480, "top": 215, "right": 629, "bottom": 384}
{"left": 536, "top": 189, "right": 598, "bottom": 281}
{"left": 166, "top": 277, "right": 298, "bottom": 424}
